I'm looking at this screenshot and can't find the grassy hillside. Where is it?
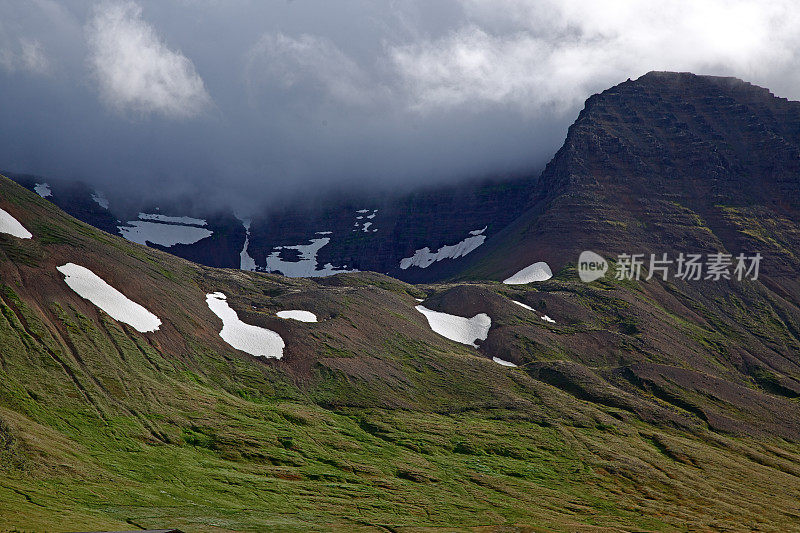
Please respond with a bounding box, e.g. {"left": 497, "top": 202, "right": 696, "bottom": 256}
{"left": 2, "top": 175, "right": 800, "bottom": 531}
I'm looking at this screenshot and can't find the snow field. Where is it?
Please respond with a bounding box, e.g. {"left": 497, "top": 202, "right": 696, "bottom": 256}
{"left": 415, "top": 305, "right": 490, "bottom": 347}
{"left": 57, "top": 263, "right": 161, "bottom": 332}
{"left": 206, "top": 292, "right": 284, "bottom": 358}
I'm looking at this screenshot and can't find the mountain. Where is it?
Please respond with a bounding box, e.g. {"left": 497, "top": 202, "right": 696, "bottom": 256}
{"left": 2, "top": 72, "right": 800, "bottom": 531}
{"left": 5, "top": 170, "right": 534, "bottom": 282}
{"left": 458, "top": 71, "right": 800, "bottom": 403}
{"left": 466, "top": 71, "right": 800, "bottom": 280}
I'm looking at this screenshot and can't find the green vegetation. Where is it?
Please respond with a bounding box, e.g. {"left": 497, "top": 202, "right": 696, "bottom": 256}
{"left": 2, "top": 176, "right": 800, "bottom": 531}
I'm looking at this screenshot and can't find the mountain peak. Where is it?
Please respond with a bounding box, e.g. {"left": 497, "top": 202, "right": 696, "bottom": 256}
{"left": 469, "top": 71, "right": 800, "bottom": 280}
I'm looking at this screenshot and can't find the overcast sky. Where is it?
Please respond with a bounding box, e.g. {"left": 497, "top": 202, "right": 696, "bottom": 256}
{"left": 2, "top": 0, "right": 800, "bottom": 211}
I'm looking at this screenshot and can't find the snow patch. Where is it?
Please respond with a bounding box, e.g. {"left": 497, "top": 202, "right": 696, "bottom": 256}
{"left": 316, "top": 231, "right": 332, "bottom": 235}
{"left": 470, "top": 226, "right": 487, "bottom": 235}
{"left": 239, "top": 219, "right": 257, "bottom": 271}
{"left": 265, "top": 237, "right": 355, "bottom": 277}
{"left": 118, "top": 221, "right": 212, "bottom": 247}
{"left": 34, "top": 183, "right": 52, "bottom": 197}
{"left": 138, "top": 212, "right": 207, "bottom": 226}
{"left": 415, "top": 305, "right": 490, "bottom": 347}
{"left": 57, "top": 263, "right": 161, "bottom": 332}
{"left": 511, "top": 300, "right": 534, "bottom": 311}
{"left": 91, "top": 191, "right": 109, "bottom": 209}
{"left": 503, "top": 262, "right": 553, "bottom": 284}
{"left": 492, "top": 357, "right": 518, "bottom": 367}
{"left": 400, "top": 227, "right": 486, "bottom": 270}
{"left": 541, "top": 315, "right": 556, "bottom": 324}
{"left": 277, "top": 310, "right": 318, "bottom": 322}
{"left": 353, "top": 209, "right": 378, "bottom": 233}
{"left": 206, "top": 292, "right": 284, "bottom": 358}
{"left": 0, "top": 208, "right": 32, "bottom": 239}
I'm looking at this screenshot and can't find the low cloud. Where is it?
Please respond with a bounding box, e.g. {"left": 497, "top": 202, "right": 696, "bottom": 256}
{"left": 246, "top": 33, "right": 381, "bottom": 108}
{"left": 86, "top": 1, "right": 211, "bottom": 118}
{"left": 3, "top": 0, "right": 800, "bottom": 211}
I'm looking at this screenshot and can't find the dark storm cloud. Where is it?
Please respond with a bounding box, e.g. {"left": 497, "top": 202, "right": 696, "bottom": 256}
{"left": 1, "top": 0, "right": 799, "bottom": 212}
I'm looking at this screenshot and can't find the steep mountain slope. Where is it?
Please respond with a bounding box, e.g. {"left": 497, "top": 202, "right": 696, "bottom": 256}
{"left": 6, "top": 171, "right": 533, "bottom": 282}
{"left": 457, "top": 71, "right": 800, "bottom": 408}
{"left": 468, "top": 71, "right": 800, "bottom": 280}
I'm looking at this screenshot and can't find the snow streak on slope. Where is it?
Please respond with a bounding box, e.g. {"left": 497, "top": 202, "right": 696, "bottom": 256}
{"left": 276, "top": 310, "right": 318, "bottom": 322}
{"left": 118, "top": 221, "right": 212, "bottom": 247}
{"left": 91, "top": 191, "right": 109, "bottom": 209}
{"left": 239, "top": 218, "right": 257, "bottom": 271}
{"left": 493, "top": 357, "right": 518, "bottom": 367}
{"left": 265, "top": 238, "right": 355, "bottom": 277}
{"left": 34, "top": 183, "right": 52, "bottom": 197}
{"left": 400, "top": 227, "right": 486, "bottom": 269}
{"left": 415, "top": 305, "right": 490, "bottom": 347}
{"left": 0, "top": 208, "right": 32, "bottom": 239}
{"left": 511, "top": 300, "right": 534, "bottom": 311}
{"left": 503, "top": 262, "right": 553, "bottom": 284}
{"left": 206, "top": 292, "right": 284, "bottom": 358}
{"left": 57, "top": 263, "right": 161, "bottom": 332}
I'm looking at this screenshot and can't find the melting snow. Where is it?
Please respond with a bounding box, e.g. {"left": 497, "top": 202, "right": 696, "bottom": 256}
{"left": 362, "top": 222, "right": 372, "bottom": 232}
{"left": 57, "top": 263, "right": 161, "bottom": 332}
{"left": 138, "top": 213, "right": 207, "bottom": 226}
{"left": 316, "top": 231, "right": 332, "bottom": 235}
{"left": 400, "top": 227, "right": 486, "bottom": 270}
{"left": 415, "top": 305, "right": 490, "bottom": 347}
{"left": 206, "top": 292, "right": 284, "bottom": 358}
{"left": 239, "top": 219, "right": 257, "bottom": 271}
{"left": 492, "top": 357, "right": 518, "bottom": 367}
{"left": 34, "top": 183, "right": 52, "bottom": 197}
{"left": 265, "top": 237, "right": 355, "bottom": 277}
{"left": 118, "top": 221, "right": 212, "bottom": 247}
{"left": 511, "top": 300, "right": 534, "bottom": 311}
{"left": 541, "top": 315, "right": 556, "bottom": 323}
{"left": 356, "top": 209, "right": 370, "bottom": 213}
{"left": 0, "top": 208, "right": 32, "bottom": 239}
{"left": 277, "top": 310, "right": 318, "bottom": 322}
{"left": 91, "top": 191, "right": 109, "bottom": 209}
{"left": 503, "top": 262, "right": 553, "bottom": 284}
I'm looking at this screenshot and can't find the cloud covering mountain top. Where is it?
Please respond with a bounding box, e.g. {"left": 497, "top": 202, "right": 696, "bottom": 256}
{"left": 1, "top": 0, "right": 799, "bottom": 211}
